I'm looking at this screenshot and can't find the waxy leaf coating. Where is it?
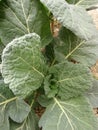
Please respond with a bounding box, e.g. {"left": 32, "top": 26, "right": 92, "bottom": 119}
{"left": 2, "top": 33, "right": 47, "bottom": 98}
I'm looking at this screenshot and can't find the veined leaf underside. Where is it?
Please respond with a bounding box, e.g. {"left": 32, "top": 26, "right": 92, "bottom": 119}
{"left": 54, "top": 98, "right": 94, "bottom": 130}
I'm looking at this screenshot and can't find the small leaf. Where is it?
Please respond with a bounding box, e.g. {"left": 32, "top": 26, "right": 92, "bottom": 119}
{"left": 0, "top": 97, "right": 17, "bottom": 130}
{"left": 2, "top": 33, "right": 47, "bottom": 98}
{"left": 0, "top": 0, "right": 52, "bottom": 46}
{"left": 39, "top": 97, "right": 98, "bottom": 130}
{"left": 0, "top": 79, "right": 14, "bottom": 102}
{"left": 10, "top": 111, "right": 40, "bottom": 130}
{"left": 8, "top": 99, "right": 30, "bottom": 123}
{"left": 50, "top": 61, "right": 92, "bottom": 100}
{"left": 55, "top": 27, "right": 98, "bottom": 66}
{"left": 85, "top": 79, "right": 98, "bottom": 108}
{"left": 38, "top": 95, "right": 53, "bottom": 107}
{"left": 44, "top": 75, "right": 51, "bottom": 95}
{"left": 0, "top": 105, "right": 9, "bottom": 130}
{"left": 41, "top": 0, "right": 98, "bottom": 40}
{"left": 44, "top": 75, "right": 58, "bottom": 98}
{"left": 47, "top": 88, "right": 58, "bottom": 98}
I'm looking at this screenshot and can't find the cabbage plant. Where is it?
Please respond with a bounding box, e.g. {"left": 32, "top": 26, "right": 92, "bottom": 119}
{"left": 0, "top": 0, "right": 98, "bottom": 130}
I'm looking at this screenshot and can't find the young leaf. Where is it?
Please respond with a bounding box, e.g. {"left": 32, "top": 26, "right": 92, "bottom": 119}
{"left": 0, "top": 0, "right": 52, "bottom": 46}
{"left": 50, "top": 61, "right": 92, "bottom": 100}
{"left": 85, "top": 79, "right": 98, "bottom": 108}
{"left": 10, "top": 111, "right": 40, "bottom": 130}
{"left": 55, "top": 27, "right": 98, "bottom": 66}
{"left": 37, "top": 95, "right": 52, "bottom": 107}
{"left": 39, "top": 97, "right": 98, "bottom": 130}
{"left": 8, "top": 99, "right": 31, "bottom": 123}
{"left": 41, "top": 0, "right": 98, "bottom": 40}
{"left": 2, "top": 33, "right": 47, "bottom": 98}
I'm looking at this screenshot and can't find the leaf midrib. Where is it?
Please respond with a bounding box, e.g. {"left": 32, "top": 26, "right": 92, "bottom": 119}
{"left": 18, "top": 56, "right": 44, "bottom": 78}
{"left": 57, "top": 73, "right": 86, "bottom": 83}
{"left": 3, "top": 2, "right": 29, "bottom": 33}
{"left": 54, "top": 98, "right": 93, "bottom": 129}
{"left": 76, "top": 0, "right": 85, "bottom": 5}
{"left": 54, "top": 98, "right": 74, "bottom": 130}
{"left": 65, "top": 40, "right": 85, "bottom": 59}
{"left": 20, "top": 0, "right": 30, "bottom": 33}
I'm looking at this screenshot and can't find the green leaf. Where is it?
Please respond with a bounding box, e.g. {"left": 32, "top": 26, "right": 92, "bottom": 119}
{"left": 0, "top": 105, "right": 9, "bottom": 130}
{"left": 0, "top": 97, "right": 17, "bottom": 130}
{"left": 50, "top": 61, "right": 92, "bottom": 100}
{"left": 10, "top": 111, "right": 40, "bottom": 130}
{"left": 45, "top": 40, "right": 55, "bottom": 64}
{"left": 47, "top": 88, "right": 58, "bottom": 98}
{"left": 0, "top": 80, "right": 30, "bottom": 128}
{"left": 8, "top": 99, "right": 30, "bottom": 123}
{"left": 0, "top": 78, "right": 15, "bottom": 129}
{"left": 43, "top": 75, "right": 58, "bottom": 98}
{"left": 0, "top": 79, "right": 14, "bottom": 102}
{"left": 2, "top": 33, "right": 47, "bottom": 98}
{"left": 85, "top": 79, "right": 98, "bottom": 108}
{"left": 55, "top": 27, "right": 98, "bottom": 66}
{"left": 66, "top": 0, "right": 98, "bottom": 8}
{"left": 0, "top": 97, "right": 30, "bottom": 129}
{"left": 0, "top": 0, "right": 52, "bottom": 46}
{"left": 41, "top": 0, "right": 98, "bottom": 40}
{"left": 38, "top": 95, "right": 53, "bottom": 107}
{"left": 39, "top": 97, "right": 98, "bottom": 130}
{"left": 0, "top": 40, "right": 5, "bottom": 61}
{"left": 44, "top": 75, "right": 51, "bottom": 95}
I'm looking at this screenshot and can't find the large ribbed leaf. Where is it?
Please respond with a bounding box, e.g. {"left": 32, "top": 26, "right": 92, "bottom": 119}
{"left": 39, "top": 97, "right": 98, "bottom": 130}
{"left": 2, "top": 33, "right": 47, "bottom": 98}
{"left": 49, "top": 62, "right": 92, "bottom": 100}
{"left": 86, "top": 79, "right": 98, "bottom": 108}
{"left": 55, "top": 27, "right": 98, "bottom": 66}
{"left": 0, "top": 0, "right": 52, "bottom": 46}
{"left": 66, "top": 0, "right": 98, "bottom": 8}
{"left": 41, "top": 0, "right": 98, "bottom": 40}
